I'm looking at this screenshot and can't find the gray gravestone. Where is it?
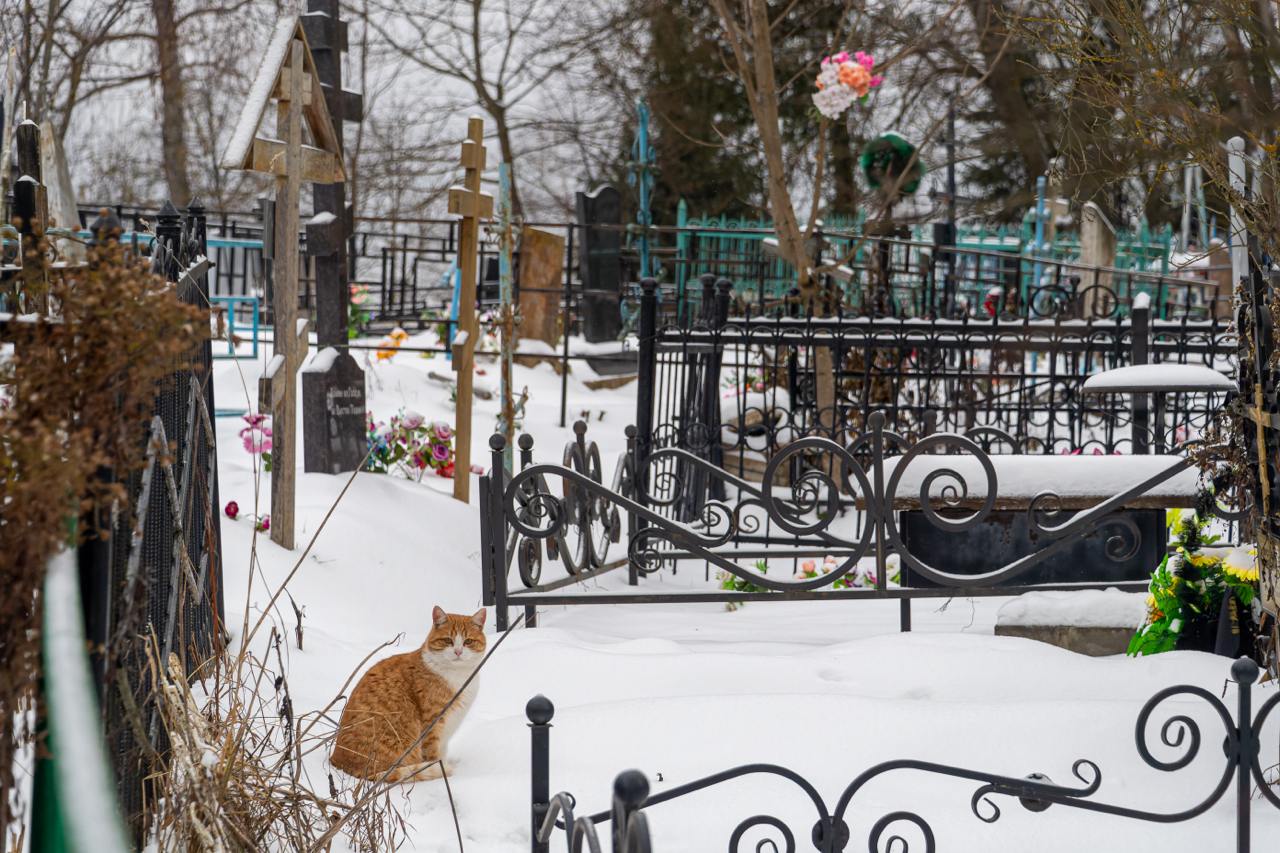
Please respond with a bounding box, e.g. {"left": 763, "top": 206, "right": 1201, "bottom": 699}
{"left": 301, "top": 0, "right": 367, "bottom": 474}
{"left": 302, "top": 348, "right": 367, "bottom": 473}
{"left": 576, "top": 185, "right": 622, "bottom": 342}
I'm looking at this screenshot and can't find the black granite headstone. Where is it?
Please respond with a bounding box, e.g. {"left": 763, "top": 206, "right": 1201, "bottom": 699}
{"left": 575, "top": 185, "right": 622, "bottom": 342}
{"left": 302, "top": 349, "right": 368, "bottom": 474}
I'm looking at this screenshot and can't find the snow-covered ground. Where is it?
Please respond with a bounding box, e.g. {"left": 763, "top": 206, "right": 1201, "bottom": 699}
{"left": 212, "top": 330, "right": 1280, "bottom": 852}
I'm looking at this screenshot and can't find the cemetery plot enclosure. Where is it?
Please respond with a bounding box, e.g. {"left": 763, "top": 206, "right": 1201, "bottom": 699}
{"left": 478, "top": 409, "right": 1239, "bottom": 631}
{"left": 636, "top": 279, "right": 1236, "bottom": 493}
{"left": 526, "top": 657, "right": 1278, "bottom": 853}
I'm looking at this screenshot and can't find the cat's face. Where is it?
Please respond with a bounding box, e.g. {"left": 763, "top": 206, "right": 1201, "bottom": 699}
{"left": 424, "top": 607, "right": 487, "bottom": 666}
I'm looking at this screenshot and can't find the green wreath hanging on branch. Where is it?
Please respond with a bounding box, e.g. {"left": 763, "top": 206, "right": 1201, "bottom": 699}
{"left": 860, "top": 132, "right": 926, "bottom": 197}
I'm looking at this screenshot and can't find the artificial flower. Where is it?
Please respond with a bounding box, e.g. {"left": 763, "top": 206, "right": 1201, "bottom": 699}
{"left": 225, "top": 501, "right": 239, "bottom": 520}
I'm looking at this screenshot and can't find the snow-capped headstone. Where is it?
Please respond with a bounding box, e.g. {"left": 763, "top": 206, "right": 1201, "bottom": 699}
{"left": 575, "top": 185, "right": 622, "bottom": 342}
{"left": 301, "top": 346, "right": 367, "bottom": 474}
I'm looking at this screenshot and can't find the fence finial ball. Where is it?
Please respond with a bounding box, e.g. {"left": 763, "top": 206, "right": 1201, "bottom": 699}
{"left": 613, "top": 769, "right": 650, "bottom": 807}
{"left": 489, "top": 433, "right": 506, "bottom": 451}
{"left": 624, "top": 424, "right": 637, "bottom": 438}
{"left": 526, "top": 694, "right": 554, "bottom": 725}
{"left": 1231, "top": 656, "right": 1260, "bottom": 684}
{"left": 867, "top": 411, "right": 886, "bottom": 430}
{"left": 518, "top": 434, "right": 535, "bottom": 451}
{"left": 573, "top": 420, "right": 587, "bottom": 436}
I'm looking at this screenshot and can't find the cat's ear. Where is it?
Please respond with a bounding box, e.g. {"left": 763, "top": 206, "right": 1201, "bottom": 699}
{"left": 432, "top": 606, "right": 449, "bottom": 627}
{"left": 470, "top": 608, "right": 487, "bottom": 628}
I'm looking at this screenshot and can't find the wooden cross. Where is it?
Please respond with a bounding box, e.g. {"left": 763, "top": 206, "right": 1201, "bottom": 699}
{"left": 221, "top": 16, "right": 344, "bottom": 549}
{"left": 447, "top": 117, "right": 493, "bottom": 503}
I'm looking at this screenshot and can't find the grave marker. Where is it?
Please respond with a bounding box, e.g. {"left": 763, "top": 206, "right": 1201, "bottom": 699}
{"left": 222, "top": 16, "right": 344, "bottom": 549}
{"left": 447, "top": 117, "right": 493, "bottom": 502}
{"left": 575, "top": 185, "right": 622, "bottom": 342}
{"left": 299, "top": 0, "right": 367, "bottom": 475}
{"left": 516, "top": 227, "right": 564, "bottom": 346}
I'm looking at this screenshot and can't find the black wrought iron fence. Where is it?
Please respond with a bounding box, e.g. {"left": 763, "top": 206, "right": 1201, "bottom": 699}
{"left": 37, "top": 201, "right": 228, "bottom": 836}
{"left": 526, "top": 657, "right": 1278, "bottom": 853}
{"left": 478, "top": 409, "right": 1240, "bottom": 631}
{"left": 635, "top": 278, "right": 1236, "bottom": 505}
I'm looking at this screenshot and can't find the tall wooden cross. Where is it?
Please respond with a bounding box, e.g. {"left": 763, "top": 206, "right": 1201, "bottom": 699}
{"left": 222, "top": 17, "right": 344, "bottom": 548}
{"left": 447, "top": 117, "right": 492, "bottom": 503}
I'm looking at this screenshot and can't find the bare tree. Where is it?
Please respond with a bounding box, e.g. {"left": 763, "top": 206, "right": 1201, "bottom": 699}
{"left": 364, "top": 0, "right": 603, "bottom": 217}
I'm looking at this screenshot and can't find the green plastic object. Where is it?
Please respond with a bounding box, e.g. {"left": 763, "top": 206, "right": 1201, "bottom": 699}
{"left": 860, "top": 133, "right": 926, "bottom": 196}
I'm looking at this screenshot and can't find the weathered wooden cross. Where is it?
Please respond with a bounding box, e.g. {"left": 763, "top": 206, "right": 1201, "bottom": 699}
{"left": 447, "top": 117, "right": 492, "bottom": 503}
{"left": 222, "top": 16, "right": 344, "bottom": 549}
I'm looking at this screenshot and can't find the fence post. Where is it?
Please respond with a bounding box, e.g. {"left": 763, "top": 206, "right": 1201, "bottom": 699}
{"left": 624, "top": 425, "right": 639, "bottom": 586}
{"left": 634, "top": 279, "right": 658, "bottom": 467}
{"left": 1232, "top": 657, "right": 1257, "bottom": 853}
{"left": 1130, "top": 294, "right": 1150, "bottom": 454}
{"left": 611, "top": 770, "right": 650, "bottom": 852}
{"left": 490, "top": 435, "right": 510, "bottom": 631}
{"left": 527, "top": 695, "right": 554, "bottom": 853}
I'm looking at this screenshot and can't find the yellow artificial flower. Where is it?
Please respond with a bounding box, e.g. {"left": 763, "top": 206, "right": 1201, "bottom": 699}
{"left": 1224, "top": 546, "right": 1260, "bottom": 583}
{"left": 1187, "top": 553, "right": 1220, "bottom": 568}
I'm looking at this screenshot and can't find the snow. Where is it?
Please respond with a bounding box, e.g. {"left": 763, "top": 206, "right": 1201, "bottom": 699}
{"left": 882, "top": 453, "right": 1200, "bottom": 506}
{"left": 262, "top": 353, "right": 285, "bottom": 380}
{"left": 301, "top": 346, "right": 339, "bottom": 373}
{"left": 1083, "top": 364, "right": 1235, "bottom": 393}
{"left": 221, "top": 16, "right": 296, "bottom": 169}
{"left": 209, "top": 332, "right": 1280, "bottom": 852}
{"left": 996, "top": 589, "right": 1148, "bottom": 629}
{"left": 1132, "top": 291, "right": 1151, "bottom": 310}
{"left": 308, "top": 211, "right": 337, "bottom": 225}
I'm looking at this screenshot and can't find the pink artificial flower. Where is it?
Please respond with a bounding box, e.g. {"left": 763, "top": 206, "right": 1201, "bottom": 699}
{"left": 801, "top": 559, "right": 817, "bottom": 573}
{"left": 855, "top": 51, "right": 874, "bottom": 69}
{"left": 224, "top": 501, "right": 239, "bottom": 520}
{"left": 469, "top": 464, "right": 484, "bottom": 475}
{"left": 242, "top": 412, "right": 267, "bottom": 429}
{"left": 402, "top": 410, "right": 425, "bottom": 430}
{"left": 242, "top": 427, "right": 272, "bottom": 455}
{"left": 434, "top": 422, "right": 453, "bottom": 440}
{"left": 832, "top": 51, "right": 850, "bottom": 64}
{"left": 432, "top": 443, "right": 451, "bottom": 462}
{"left": 870, "top": 74, "right": 884, "bottom": 87}
{"left": 256, "top": 515, "right": 270, "bottom": 532}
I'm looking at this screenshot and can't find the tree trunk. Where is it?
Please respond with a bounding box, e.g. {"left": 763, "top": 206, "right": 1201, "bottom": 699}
{"left": 966, "top": 0, "right": 1048, "bottom": 186}
{"left": 493, "top": 113, "right": 523, "bottom": 218}
{"left": 152, "top": 0, "right": 191, "bottom": 206}
{"left": 830, "top": 121, "right": 858, "bottom": 215}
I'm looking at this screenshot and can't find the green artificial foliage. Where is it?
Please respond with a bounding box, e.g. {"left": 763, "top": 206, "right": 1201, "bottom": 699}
{"left": 1128, "top": 503, "right": 1257, "bottom": 656}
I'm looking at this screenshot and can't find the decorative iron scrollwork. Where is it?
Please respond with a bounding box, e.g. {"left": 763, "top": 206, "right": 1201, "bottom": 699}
{"left": 533, "top": 659, "right": 1275, "bottom": 853}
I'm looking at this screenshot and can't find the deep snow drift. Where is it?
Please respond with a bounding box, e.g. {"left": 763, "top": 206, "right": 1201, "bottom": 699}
{"left": 212, "top": 331, "right": 1279, "bottom": 852}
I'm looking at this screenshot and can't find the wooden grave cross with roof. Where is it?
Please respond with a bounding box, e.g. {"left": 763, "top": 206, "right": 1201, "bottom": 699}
{"left": 221, "top": 15, "right": 345, "bottom": 549}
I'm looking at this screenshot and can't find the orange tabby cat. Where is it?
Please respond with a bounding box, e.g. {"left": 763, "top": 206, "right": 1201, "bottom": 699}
{"left": 331, "top": 607, "right": 487, "bottom": 782}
